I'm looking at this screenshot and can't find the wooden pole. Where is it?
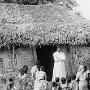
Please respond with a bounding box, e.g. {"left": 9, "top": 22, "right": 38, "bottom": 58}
{"left": 11, "top": 45, "right": 15, "bottom": 70}
{"left": 32, "top": 46, "right": 37, "bottom": 64}
{"left": 70, "top": 45, "right": 73, "bottom": 74}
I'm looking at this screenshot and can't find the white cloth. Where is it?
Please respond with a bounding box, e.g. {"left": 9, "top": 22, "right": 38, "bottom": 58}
{"left": 35, "top": 71, "right": 47, "bottom": 81}
{"left": 60, "top": 83, "right": 67, "bottom": 90}
{"left": 34, "top": 71, "right": 47, "bottom": 90}
{"left": 31, "top": 66, "right": 38, "bottom": 77}
{"left": 76, "top": 71, "right": 88, "bottom": 90}
{"left": 52, "top": 51, "right": 66, "bottom": 81}
{"left": 18, "top": 73, "right": 27, "bottom": 79}
{"left": 71, "top": 80, "right": 77, "bottom": 90}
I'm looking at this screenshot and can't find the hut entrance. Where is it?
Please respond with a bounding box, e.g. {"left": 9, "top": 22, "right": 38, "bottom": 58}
{"left": 36, "top": 45, "right": 56, "bottom": 81}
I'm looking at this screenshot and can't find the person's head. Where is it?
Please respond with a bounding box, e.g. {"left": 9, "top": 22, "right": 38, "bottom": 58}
{"left": 9, "top": 77, "right": 14, "bottom": 82}
{"left": 84, "top": 66, "right": 87, "bottom": 72}
{"left": 40, "top": 66, "right": 44, "bottom": 71}
{"left": 67, "top": 77, "right": 71, "bottom": 83}
{"left": 19, "top": 68, "right": 24, "bottom": 75}
{"left": 23, "top": 65, "right": 28, "bottom": 74}
{"left": 71, "top": 74, "right": 76, "bottom": 80}
{"left": 61, "top": 77, "right": 66, "bottom": 84}
{"left": 57, "top": 46, "right": 61, "bottom": 52}
{"left": 55, "top": 77, "right": 59, "bottom": 83}
{"left": 37, "top": 65, "right": 40, "bottom": 71}
{"left": 52, "top": 82, "right": 57, "bottom": 87}
{"left": 78, "top": 65, "right": 84, "bottom": 72}
{"left": 36, "top": 61, "right": 40, "bottom": 66}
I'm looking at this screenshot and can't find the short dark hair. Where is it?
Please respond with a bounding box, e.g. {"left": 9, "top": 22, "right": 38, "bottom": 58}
{"left": 40, "top": 66, "right": 44, "bottom": 71}
{"left": 9, "top": 77, "right": 14, "bottom": 82}
{"left": 71, "top": 74, "right": 76, "bottom": 80}
{"left": 55, "top": 77, "right": 59, "bottom": 82}
{"left": 52, "top": 82, "right": 58, "bottom": 87}
{"left": 61, "top": 77, "right": 66, "bottom": 84}
{"left": 57, "top": 45, "right": 60, "bottom": 49}
{"left": 23, "top": 65, "right": 28, "bottom": 74}
{"left": 84, "top": 66, "right": 87, "bottom": 72}
{"left": 36, "top": 61, "right": 40, "bottom": 66}
{"left": 67, "top": 77, "right": 71, "bottom": 83}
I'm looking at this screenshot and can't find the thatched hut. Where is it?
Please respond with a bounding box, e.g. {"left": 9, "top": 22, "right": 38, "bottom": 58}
{"left": 0, "top": 3, "right": 90, "bottom": 80}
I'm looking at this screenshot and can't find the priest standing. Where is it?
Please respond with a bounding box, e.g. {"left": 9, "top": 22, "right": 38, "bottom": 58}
{"left": 52, "top": 46, "right": 66, "bottom": 81}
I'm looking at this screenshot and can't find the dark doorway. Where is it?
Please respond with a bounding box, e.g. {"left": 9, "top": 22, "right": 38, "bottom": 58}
{"left": 36, "top": 45, "right": 56, "bottom": 81}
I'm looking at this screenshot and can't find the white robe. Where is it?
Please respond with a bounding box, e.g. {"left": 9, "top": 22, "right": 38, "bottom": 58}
{"left": 76, "top": 71, "right": 88, "bottom": 90}
{"left": 52, "top": 51, "right": 66, "bottom": 81}
{"left": 31, "top": 66, "right": 38, "bottom": 77}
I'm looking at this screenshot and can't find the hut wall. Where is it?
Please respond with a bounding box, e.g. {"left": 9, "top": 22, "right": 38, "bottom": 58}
{"left": 70, "top": 46, "right": 90, "bottom": 74}
{"left": 60, "top": 47, "right": 72, "bottom": 76}
{"left": 0, "top": 50, "right": 12, "bottom": 73}
{"left": 15, "top": 46, "right": 35, "bottom": 73}
{"left": 0, "top": 46, "right": 35, "bottom": 74}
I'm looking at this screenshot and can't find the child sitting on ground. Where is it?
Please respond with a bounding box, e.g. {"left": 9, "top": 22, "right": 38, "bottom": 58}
{"left": 7, "top": 77, "right": 16, "bottom": 90}
{"left": 52, "top": 77, "right": 60, "bottom": 90}
{"left": 66, "top": 77, "right": 72, "bottom": 90}
{"left": 71, "top": 74, "right": 77, "bottom": 90}
{"left": 60, "top": 77, "right": 67, "bottom": 90}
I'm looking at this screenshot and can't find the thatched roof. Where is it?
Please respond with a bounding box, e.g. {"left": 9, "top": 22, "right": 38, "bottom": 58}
{"left": 0, "top": 3, "right": 90, "bottom": 46}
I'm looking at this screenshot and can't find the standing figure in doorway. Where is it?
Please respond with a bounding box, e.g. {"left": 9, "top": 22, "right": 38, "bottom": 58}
{"left": 52, "top": 46, "right": 66, "bottom": 82}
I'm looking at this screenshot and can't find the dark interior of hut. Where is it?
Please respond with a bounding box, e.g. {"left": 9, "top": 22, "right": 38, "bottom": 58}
{"left": 36, "top": 45, "right": 56, "bottom": 81}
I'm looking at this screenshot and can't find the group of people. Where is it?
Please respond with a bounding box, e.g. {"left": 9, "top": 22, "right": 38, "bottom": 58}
{"left": 31, "top": 63, "right": 47, "bottom": 90}
{"left": 31, "top": 46, "right": 90, "bottom": 90}
{"left": 0, "top": 46, "right": 90, "bottom": 90}
{"left": 52, "top": 65, "right": 90, "bottom": 90}
{"left": 31, "top": 61, "right": 90, "bottom": 90}
{"left": 0, "top": 65, "right": 29, "bottom": 90}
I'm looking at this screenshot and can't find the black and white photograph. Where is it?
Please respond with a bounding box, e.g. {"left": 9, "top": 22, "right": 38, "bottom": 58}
{"left": 0, "top": 0, "right": 90, "bottom": 90}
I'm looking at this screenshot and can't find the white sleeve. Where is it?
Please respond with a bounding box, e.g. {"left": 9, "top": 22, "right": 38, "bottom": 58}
{"left": 76, "top": 72, "right": 80, "bottom": 81}
{"left": 87, "top": 70, "right": 90, "bottom": 73}
{"left": 61, "top": 53, "right": 65, "bottom": 60}
{"left": 53, "top": 53, "right": 56, "bottom": 61}
{"left": 53, "top": 53, "right": 59, "bottom": 62}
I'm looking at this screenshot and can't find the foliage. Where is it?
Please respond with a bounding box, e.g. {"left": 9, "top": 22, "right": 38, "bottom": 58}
{"left": 0, "top": 70, "right": 35, "bottom": 90}
{"left": 0, "top": 0, "right": 77, "bottom": 8}
{"left": 0, "top": 3, "right": 90, "bottom": 46}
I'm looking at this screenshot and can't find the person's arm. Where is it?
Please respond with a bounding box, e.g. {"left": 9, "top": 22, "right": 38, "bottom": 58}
{"left": 76, "top": 72, "right": 80, "bottom": 81}
{"left": 44, "top": 72, "right": 47, "bottom": 80}
{"left": 75, "top": 72, "right": 80, "bottom": 90}
{"left": 56, "top": 52, "right": 65, "bottom": 61}
{"left": 53, "top": 53, "right": 59, "bottom": 62}
{"left": 61, "top": 53, "right": 65, "bottom": 61}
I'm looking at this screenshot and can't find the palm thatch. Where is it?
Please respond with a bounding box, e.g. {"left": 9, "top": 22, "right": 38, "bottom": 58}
{"left": 0, "top": 3, "right": 90, "bottom": 46}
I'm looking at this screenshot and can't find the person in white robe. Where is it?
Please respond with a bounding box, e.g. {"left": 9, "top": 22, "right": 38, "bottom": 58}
{"left": 52, "top": 46, "right": 66, "bottom": 82}
{"left": 76, "top": 65, "right": 88, "bottom": 90}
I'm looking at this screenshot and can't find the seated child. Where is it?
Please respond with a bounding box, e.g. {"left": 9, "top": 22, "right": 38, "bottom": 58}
{"left": 52, "top": 77, "right": 60, "bottom": 90}
{"left": 66, "top": 77, "right": 72, "bottom": 90}
{"left": 7, "top": 77, "right": 16, "bottom": 90}
{"left": 71, "top": 74, "right": 76, "bottom": 90}
{"left": 46, "top": 81, "right": 52, "bottom": 90}
{"left": 60, "top": 77, "right": 67, "bottom": 90}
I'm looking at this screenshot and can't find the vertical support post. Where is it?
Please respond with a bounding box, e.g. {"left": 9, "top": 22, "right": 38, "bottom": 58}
{"left": 32, "top": 46, "right": 37, "bottom": 64}
{"left": 12, "top": 45, "right": 15, "bottom": 70}
{"left": 70, "top": 45, "right": 73, "bottom": 74}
